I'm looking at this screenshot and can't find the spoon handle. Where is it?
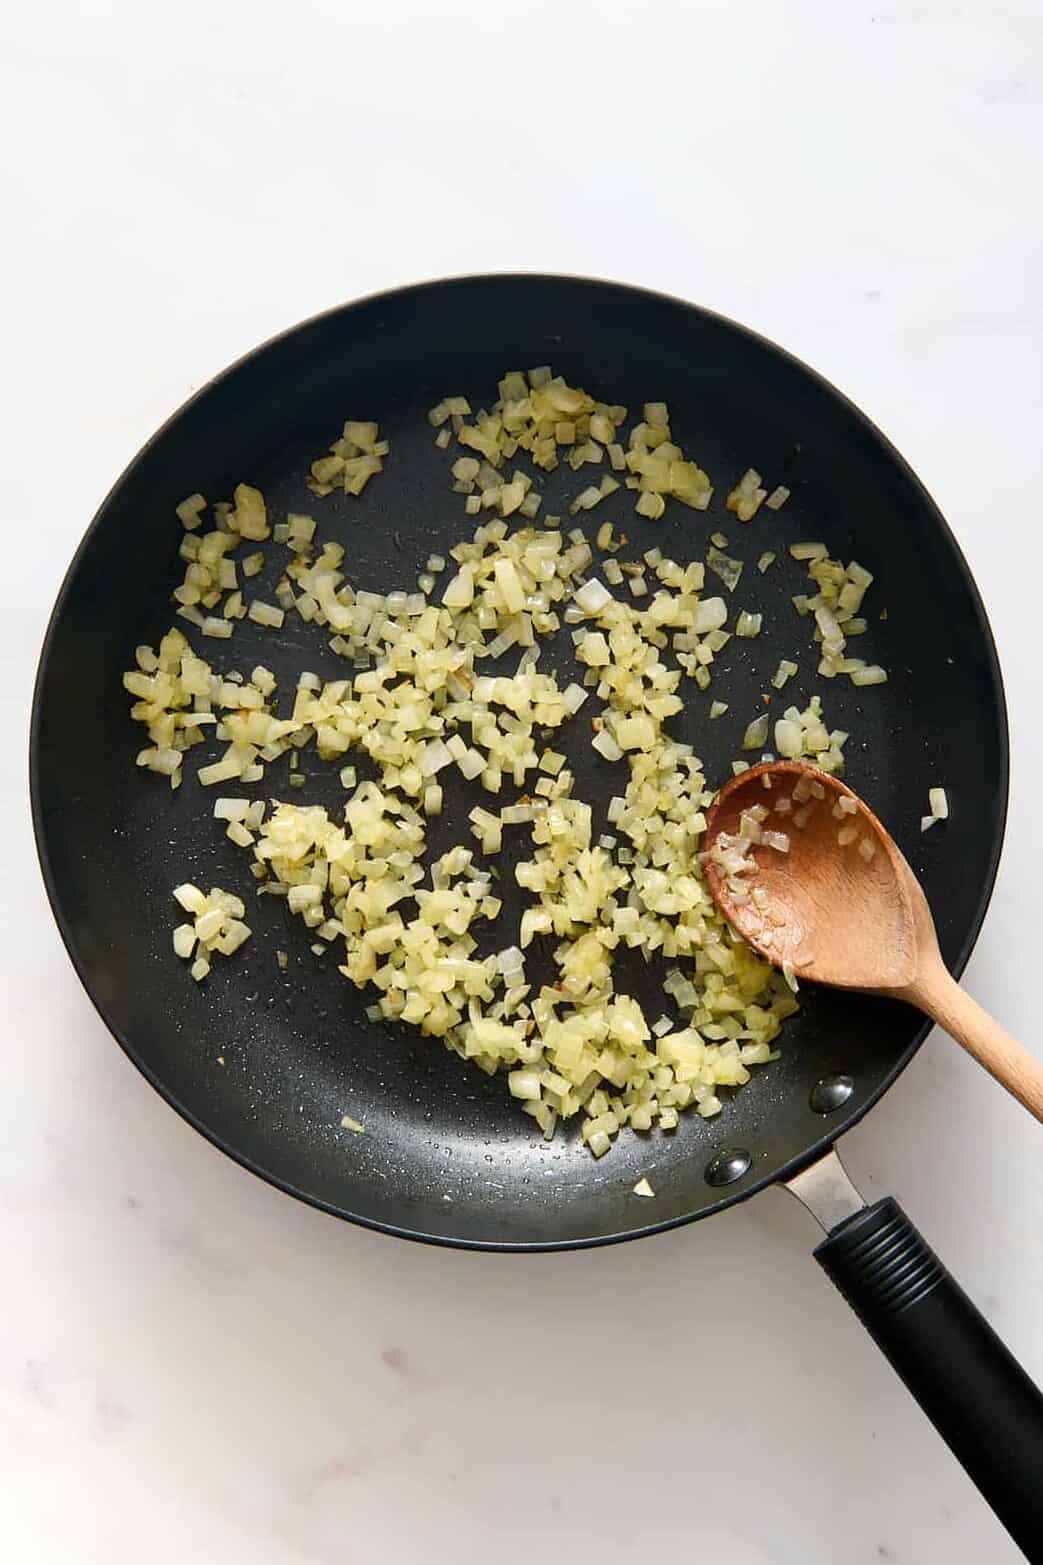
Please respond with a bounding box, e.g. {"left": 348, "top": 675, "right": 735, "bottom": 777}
{"left": 911, "top": 963, "right": 1043, "bottom": 1122}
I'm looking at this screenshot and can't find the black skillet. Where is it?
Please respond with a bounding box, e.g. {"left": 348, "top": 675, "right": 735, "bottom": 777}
{"left": 30, "top": 276, "right": 1043, "bottom": 1555}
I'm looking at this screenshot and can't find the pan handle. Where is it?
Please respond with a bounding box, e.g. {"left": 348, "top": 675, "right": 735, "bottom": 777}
{"left": 787, "top": 1150, "right": 1043, "bottom": 1559}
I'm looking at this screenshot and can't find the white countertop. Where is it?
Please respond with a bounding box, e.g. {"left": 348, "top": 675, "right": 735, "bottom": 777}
{"left": 4, "top": 2, "right": 1043, "bottom": 1560}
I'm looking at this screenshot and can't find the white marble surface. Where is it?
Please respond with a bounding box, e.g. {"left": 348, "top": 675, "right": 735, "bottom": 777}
{"left": 4, "top": 1, "right": 1043, "bottom": 1559}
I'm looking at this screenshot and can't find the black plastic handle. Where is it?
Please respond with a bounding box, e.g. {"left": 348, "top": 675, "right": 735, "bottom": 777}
{"left": 815, "top": 1197, "right": 1043, "bottom": 1560}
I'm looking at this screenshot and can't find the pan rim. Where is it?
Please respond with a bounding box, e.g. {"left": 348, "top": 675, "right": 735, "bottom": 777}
{"left": 29, "top": 272, "right": 1010, "bottom": 1252}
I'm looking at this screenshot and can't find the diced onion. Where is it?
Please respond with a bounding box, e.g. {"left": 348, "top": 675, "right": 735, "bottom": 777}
{"left": 743, "top": 715, "right": 770, "bottom": 751}
{"left": 123, "top": 368, "right": 875, "bottom": 1159}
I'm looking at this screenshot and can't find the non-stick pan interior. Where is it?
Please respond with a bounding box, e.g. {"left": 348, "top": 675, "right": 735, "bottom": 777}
{"left": 32, "top": 276, "right": 1007, "bottom": 1248}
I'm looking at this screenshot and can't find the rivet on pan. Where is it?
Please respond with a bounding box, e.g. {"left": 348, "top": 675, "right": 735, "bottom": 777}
{"left": 705, "top": 1147, "right": 752, "bottom": 1187}
{"left": 809, "top": 1073, "right": 855, "bottom": 1114}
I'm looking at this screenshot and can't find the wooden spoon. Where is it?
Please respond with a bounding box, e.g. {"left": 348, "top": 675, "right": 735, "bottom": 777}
{"left": 703, "top": 760, "right": 1043, "bottom": 1120}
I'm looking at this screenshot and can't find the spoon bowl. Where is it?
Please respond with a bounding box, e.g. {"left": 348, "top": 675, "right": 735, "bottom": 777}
{"left": 703, "top": 761, "right": 1043, "bottom": 1121}
{"left": 703, "top": 760, "right": 929, "bottom": 992}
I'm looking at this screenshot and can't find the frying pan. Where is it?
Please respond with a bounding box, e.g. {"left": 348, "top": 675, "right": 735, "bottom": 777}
{"left": 31, "top": 275, "right": 1043, "bottom": 1554}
